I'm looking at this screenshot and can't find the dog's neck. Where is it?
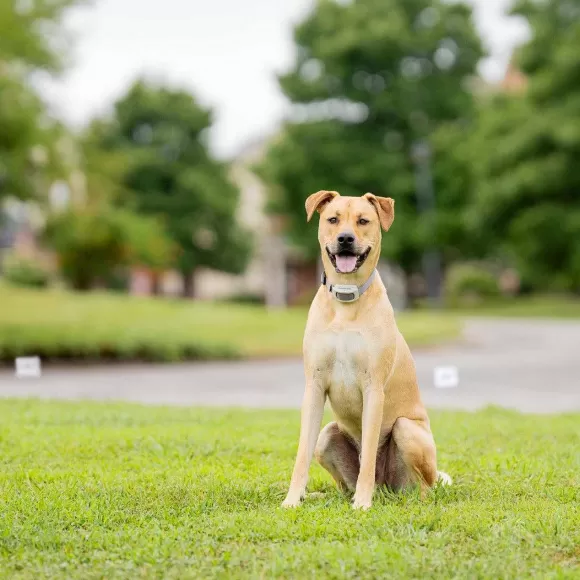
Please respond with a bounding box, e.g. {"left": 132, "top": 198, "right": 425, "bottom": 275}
{"left": 320, "top": 252, "right": 379, "bottom": 303}
{"left": 322, "top": 269, "right": 377, "bottom": 303}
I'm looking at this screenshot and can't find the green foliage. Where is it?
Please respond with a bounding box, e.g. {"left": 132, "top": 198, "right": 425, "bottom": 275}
{"left": 223, "top": 292, "right": 265, "bottom": 305}
{"left": 0, "top": 0, "right": 83, "bottom": 202}
{"left": 1, "top": 255, "right": 50, "bottom": 288}
{"left": 0, "top": 402, "right": 578, "bottom": 578}
{"left": 430, "top": 120, "right": 488, "bottom": 262}
{"left": 469, "top": 0, "right": 580, "bottom": 292}
{"left": 259, "top": 0, "right": 483, "bottom": 269}
{"left": 0, "top": 0, "right": 81, "bottom": 73}
{"left": 88, "top": 80, "right": 252, "bottom": 286}
{"left": 0, "top": 76, "right": 43, "bottom": 200}
{"left": 0, "top": 73, "right": 70, "bottom": 202}
{"left": 44, "top": 207, "right": 174, "bottom": 290}
{"left": 80, "top": 120, "right": 135, "bottom": 205}
{"left": 0, "top": 322, "right": 236, "bottom": 363}
{"left": 453, "top": 294, "right": 580, "bottom": 318}
{"left": 508, "top": 204, "right": 580, "bottom": 292}
{"left": 444, "top": 262, "right": 500, "bottom": 306}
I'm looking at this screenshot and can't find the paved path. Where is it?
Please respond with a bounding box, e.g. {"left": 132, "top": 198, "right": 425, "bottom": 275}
{"left": 1, "top": 319, "right": 579, "bottom": 413}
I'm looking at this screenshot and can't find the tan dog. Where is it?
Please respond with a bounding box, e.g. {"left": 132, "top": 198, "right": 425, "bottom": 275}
{"left": 282, "top": 190, "right": 451, "bottom": 510}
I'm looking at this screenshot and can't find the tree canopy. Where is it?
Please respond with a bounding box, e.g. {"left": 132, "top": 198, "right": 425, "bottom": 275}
{"left": 259, "top": 0, "right": 483, "bottom": 270}
{"left": 470, "top": 0, "right": 580, "bottom": 291}
{"left": 0, "top": 0, "right": 81, "bottom": 203}
{"left": 88, "top": 80, "right": 251, "bottom": 294}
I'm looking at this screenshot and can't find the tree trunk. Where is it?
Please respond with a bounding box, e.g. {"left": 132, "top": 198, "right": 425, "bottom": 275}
{"left": 73, "top": 274, "right": 92, "bottom": 292}
{"left": 151, "top": 272, "right": 162, "bottom": 296}
{"left": 181, "top": 270, "right": 196, "bottom": 299}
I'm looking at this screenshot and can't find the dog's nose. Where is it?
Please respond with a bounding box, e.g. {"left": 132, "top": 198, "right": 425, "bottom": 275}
{"left": 337, "top": 232, "right": 355, "bottom": 247}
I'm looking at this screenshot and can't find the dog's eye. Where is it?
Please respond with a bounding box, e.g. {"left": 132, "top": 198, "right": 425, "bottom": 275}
{"left": 358, "top": 218, "right": 369, "bottom": 225}
{"left": 328, "top": 217, "right": 338, "bottom": 224}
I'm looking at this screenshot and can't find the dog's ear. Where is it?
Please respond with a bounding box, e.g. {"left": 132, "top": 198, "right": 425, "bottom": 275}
{"left": 364, "top": 193, "right": 395, "bottom": 231}
{"left": 305, "top": 190, "right": 340, "bottom": 222}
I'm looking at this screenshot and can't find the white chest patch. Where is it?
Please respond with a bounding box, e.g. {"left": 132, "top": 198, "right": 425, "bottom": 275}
{"left": 311, "top": 330, "right": 370, "bottom": 420}
{"left": 311, "top": 330, "right": 369, "bottom": 382}
{"left": 328, "top": 331, "right": 364, "bottom": 389}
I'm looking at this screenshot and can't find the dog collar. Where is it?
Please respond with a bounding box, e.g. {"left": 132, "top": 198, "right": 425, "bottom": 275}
{"left": 321, "top": 269, "right": 377, "bottom": 303}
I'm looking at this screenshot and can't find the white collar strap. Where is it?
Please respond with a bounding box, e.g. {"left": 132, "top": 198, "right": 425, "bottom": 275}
{"left": 321, "top": 269, "right": 377, "bottom": 303}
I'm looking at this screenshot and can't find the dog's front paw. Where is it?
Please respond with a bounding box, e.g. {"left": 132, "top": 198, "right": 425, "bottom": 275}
{"left": 352, "top": 494, "right": 372, "bottom": 510}
{"left": 282, "top": 494, "right": 302, "bottom": 508}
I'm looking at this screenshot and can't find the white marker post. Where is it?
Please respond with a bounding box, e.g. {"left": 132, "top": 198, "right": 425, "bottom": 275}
{"left": 15, "top": 357, "right": 42, "bottom": 379}
{"left": 434, "top": 366, "right": 459, "bottom": 389}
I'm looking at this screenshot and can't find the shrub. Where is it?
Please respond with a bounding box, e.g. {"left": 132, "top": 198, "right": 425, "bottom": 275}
{"left": 2, "top": 256, "right": 50, "bottom": 288}
{"left": 223, "top": 292, "right": 265, "bottom": 305}
{"left": 445, "top": 262, "right": 500, "bottom": 307}
{"left": 0, "top": 322, "right": 239, "bottom": 365}
{"left": 43, "top": 206, "right": 174, "bottom": 290}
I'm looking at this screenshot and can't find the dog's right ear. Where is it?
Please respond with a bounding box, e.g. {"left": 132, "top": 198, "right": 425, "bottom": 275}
{"left": 305, "top": 190, "right": 339, "bottom": 222}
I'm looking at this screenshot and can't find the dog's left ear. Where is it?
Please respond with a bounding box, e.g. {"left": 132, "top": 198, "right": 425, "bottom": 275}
{"left": 305, "top": 190, "right": 339, "bottom": 222}
{"left": 364, "top": 193, "right": 395, "bottom": 231}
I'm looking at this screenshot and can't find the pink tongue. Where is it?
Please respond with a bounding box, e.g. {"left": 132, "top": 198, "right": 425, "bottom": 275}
{"left": 336, "top": 255, "right": 357, "bottom": 273}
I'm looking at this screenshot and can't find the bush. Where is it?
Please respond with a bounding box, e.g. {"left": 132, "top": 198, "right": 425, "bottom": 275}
{"left": 0, "top": 322, "right": 239, "bottom": 365}
{"left": 445, "top": 262, "right": 500, "bottom": 307}
{"left": 223, "top": 292, "right": 265, "bottom": 306}
{"left": 43, "top": 206, "right": 174, "bottom": 290}
{"left": 2, "top": 257, "right": 50, "bottom": 288}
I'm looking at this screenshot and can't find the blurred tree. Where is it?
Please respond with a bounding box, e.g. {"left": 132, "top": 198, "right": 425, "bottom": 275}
{"left": 0, "top": 76, "right": 71, "bottom": 202}
{"left": 0, "top": 0, "right": 84, "bottom": 202}
{"left": 258, "top": 0, "right": 483, "bottom": 271}
{"left": 90, "top": 80, "right": 251, "bottom": 297}
{"left": 470, "top": 0, "right": 580, "bottom": 292}
{"left": 0, "top": 0, "right": 81, "bottom": 72}
{"left": 81, "top": 120, "right": 134, "bottom": 205}
{"left": 0, "top": 76, "right": 46, "bottom": 200}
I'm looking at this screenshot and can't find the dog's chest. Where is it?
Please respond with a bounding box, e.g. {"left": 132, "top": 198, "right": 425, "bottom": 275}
{"left": 313, "top": 330, "right": 370, "bottom": 414}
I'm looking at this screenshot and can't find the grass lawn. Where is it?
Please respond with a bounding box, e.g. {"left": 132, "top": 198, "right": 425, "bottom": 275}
{"left": 0, "top": 286, "right": 460, "bottom": 363}
{"left": 451, "top": 295, "right": 580, "bottom": 319}
{"left": 0, "top": 401, "right": 578, "bottom": 579}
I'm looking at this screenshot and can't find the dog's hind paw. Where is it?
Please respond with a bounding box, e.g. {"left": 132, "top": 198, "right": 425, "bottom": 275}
{"left": 437, "top": 471, "right": 453, "bottom": 486}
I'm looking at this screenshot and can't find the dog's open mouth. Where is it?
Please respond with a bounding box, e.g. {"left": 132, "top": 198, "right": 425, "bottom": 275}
{"left": 326, "top": 247, "right": 371, "bottom": 274}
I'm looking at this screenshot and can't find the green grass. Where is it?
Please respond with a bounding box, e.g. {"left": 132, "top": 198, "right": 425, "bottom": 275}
{"left": 0, "top": 286, "right": 460, "bottom": 363}
{"left": 0, "top": 401, "right": 578, "bottom": 579}
{"left": 452, "top": 295, "right": 580, "bottom": 319}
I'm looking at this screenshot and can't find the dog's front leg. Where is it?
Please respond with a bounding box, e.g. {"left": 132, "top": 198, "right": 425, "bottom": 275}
{"left": 353, "top": 387, "right": 385, "bottom": 510}
{"left": 282, "top": 382, "right": 326, "bottom": 508}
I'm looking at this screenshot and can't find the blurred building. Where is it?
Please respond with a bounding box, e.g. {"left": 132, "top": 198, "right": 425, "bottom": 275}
{"left": 195, "top": 136, "right": 282, "bottom": 305}
{"left": 195, "top": 135, "right": 311, "bottom": 308}
{"left": 470, "top": 58, "right": 527, "bottom": 98}
{"left": 501, "top": 59, "right": 528, "bottom": 94}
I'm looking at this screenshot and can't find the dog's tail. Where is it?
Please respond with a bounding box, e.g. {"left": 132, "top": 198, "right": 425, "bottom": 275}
{"left": 437, "top": 471, "right": 453, "bottom": 486}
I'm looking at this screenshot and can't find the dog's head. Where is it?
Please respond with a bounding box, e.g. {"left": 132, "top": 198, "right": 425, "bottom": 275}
{"left": 305, "top": 191, "right": 394, "bottom": 278}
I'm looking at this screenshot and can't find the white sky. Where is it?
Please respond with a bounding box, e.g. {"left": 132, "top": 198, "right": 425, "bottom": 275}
{"left": 40, "top": 0, "right": 529, "bottom": 158}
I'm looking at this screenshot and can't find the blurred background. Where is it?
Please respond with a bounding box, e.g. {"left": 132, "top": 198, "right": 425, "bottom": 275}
{"left": 1, "top": 0, "right": 580, "bottom": 395}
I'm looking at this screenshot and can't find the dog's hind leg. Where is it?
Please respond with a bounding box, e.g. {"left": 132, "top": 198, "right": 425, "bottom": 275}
{"left": 381, "top": 417, "right": 438, "bottom": 495}
{"left": 314, "top": 422, "right": 360, "bottom": 492}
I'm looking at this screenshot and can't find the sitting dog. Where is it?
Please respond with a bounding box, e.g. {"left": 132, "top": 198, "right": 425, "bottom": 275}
{"left": 282, "top": 190, "right": 451, "bottom": 510}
